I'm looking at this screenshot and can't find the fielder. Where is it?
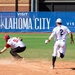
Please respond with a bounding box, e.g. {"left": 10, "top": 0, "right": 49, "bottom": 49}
{"left": 0, "top": 35, "right": 26, "bottom": 60}
{"left": 45, "top": 18, "right": 74, "bottom": 69}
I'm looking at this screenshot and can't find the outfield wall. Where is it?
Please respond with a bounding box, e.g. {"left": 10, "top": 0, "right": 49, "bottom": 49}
{"left": 0, "top": 12, "right": 75, "bottom": 32}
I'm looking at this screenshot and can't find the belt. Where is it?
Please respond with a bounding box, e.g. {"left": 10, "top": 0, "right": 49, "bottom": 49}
{"left": 56, "top": 39, "right": 65, "bottom": 42}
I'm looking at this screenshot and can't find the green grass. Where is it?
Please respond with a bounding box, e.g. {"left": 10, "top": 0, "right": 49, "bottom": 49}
{"left": 0, "top": 33, "right": 75, "bottom": 62}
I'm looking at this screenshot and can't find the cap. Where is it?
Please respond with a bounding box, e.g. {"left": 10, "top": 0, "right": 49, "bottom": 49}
{"left": 56, "top": 18, "right": 62, "bottom": 23}
{"left": 4, "top": 35, "right": 10, "bottom": 40}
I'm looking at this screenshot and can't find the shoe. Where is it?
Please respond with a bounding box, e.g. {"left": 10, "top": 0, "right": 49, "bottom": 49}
{"left": 50, "top": 65, "right": 55, "bottom": 69}
{"left": 17, "top": 57, "right": 25, "bottom": 61}
{"left": 21, "top": 58, "right": 25, "bottom": 61}
{"left": 13, "top": 57, "right": 24, "bottom": 61}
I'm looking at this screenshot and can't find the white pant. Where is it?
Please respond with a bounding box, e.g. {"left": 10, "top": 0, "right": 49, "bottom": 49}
{"left": 52, "top": 40, "right": 66, "bottom": 57}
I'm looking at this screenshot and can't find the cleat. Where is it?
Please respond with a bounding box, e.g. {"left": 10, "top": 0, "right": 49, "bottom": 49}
{"left": 21, "top": 58, "right": 25, "bottom": 61}
{"left": 50, "top": 65, "right": 55, "bottom": 69}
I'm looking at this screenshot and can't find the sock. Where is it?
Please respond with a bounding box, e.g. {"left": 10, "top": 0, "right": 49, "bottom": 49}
{"left": 52, "top": 56, "right": 56, "bottom": 66}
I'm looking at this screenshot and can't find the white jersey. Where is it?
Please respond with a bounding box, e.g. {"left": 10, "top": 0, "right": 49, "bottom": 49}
{"left": 7, "top": 37, "right": 25, "bottom": 49}
{"left": 51, "top": 25, "right": 71, "bottom": 41}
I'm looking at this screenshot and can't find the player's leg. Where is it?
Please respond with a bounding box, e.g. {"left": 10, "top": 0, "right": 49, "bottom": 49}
{"left": 51, "top": 41, "right": 59, "bottom": 69}
{"left": 59, "top": 41, "right": 66, "bottom": 58}
{"left": 57, "top": 49, "right": 60, "bottom": 57}
{"left": 51, "top": 56, "right": 56, "bottom": 69}
{"left": 10, "top": 46, "right": 26, "bottom": 60}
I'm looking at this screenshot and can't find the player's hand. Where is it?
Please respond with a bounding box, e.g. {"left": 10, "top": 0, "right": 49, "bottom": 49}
{"left": 45, "top": 40, "right": 48, "bottom": 44}
{"left": 0, "top": 51, "right": 2, "bottom": 54}
{"left": 20, "top": 38, "right": 23, "bottom": 41}
{"left": 18, "top": 37, "right": 23, "bottom": 41}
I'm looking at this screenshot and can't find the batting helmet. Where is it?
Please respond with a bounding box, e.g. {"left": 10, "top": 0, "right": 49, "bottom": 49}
{"left": 56, "top": 18, "right": 62, "bottom": 23}
{"left": 4, "top": 35, "right": 10, "bottom": 40}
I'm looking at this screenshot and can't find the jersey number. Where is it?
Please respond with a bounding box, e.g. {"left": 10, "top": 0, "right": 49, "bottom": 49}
{"left": 60, "top": 29, "right": 64, "bottom": 36}
{"left": 13, "top": 39, "right": 18, "bottom": 43}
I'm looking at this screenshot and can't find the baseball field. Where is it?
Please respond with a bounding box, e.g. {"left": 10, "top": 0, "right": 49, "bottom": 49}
{"left": 0, "top": 33, "right": 75, "bottom": 75}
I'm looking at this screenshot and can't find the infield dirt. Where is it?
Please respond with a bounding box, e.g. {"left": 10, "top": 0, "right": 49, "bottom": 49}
{"left": 0, "top": 59, "right": 75, "bottom": 75}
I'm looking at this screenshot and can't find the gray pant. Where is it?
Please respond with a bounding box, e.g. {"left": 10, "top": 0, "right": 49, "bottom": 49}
{"left": 10, "top": 46, "right": 26, "bottom": 59}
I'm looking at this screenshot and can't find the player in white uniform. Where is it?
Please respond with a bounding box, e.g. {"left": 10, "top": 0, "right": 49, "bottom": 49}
{"left": 0, "top": 35, "right": 26, "bottom": 60}
{"left": 45, "top": 18, "right": 74, "bottom": 69}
